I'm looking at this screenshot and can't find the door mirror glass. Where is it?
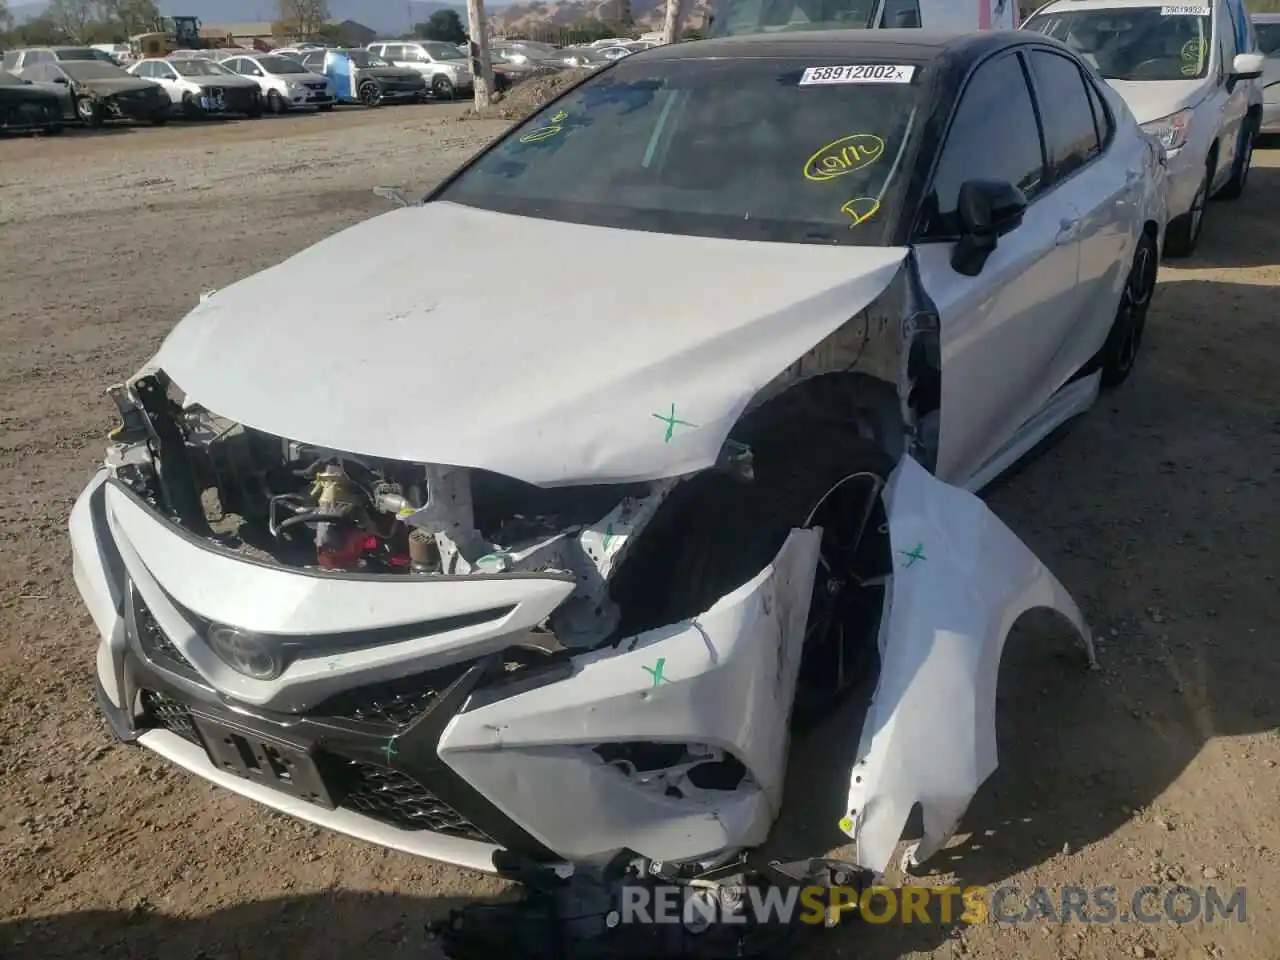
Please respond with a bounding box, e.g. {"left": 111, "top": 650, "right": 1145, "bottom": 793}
{"left": 951, "top": 179, "right": 1027, "bottom": 276}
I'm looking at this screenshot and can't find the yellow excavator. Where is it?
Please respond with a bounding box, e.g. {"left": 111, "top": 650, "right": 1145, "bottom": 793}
{"left": 129, "top": 16, "right": 240, "bottom": 60}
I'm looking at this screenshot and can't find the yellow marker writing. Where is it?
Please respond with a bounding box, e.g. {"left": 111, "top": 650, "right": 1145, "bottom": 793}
{"left": 520, "top": 125, "right": 562, "bottom": 143}
{"left": 838, "top": 814, "right": 855, "bottom": 833}
{"left": 550, "top": 109, "right": 568, "bottom": 123}
{"left": 804, "top": 134, "right": 886, "bottom": 183}
{"left": 840, "top": 196, "right": 880, "bottom": 227}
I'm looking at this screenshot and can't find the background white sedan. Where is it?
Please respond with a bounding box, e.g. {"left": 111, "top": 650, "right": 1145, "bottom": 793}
{"left": 128, "top": 58, "right": 263, "bottom": 118}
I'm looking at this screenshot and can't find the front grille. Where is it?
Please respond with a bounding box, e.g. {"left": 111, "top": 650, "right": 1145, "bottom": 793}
{"left": 140, "top": 689, "right": 201, "bottom": 745}
{"left": 135, "top": 688, "right": 494, "bottom": 843}
{"left": 134, "top": 594, "right": 194, "bottom": 670}
{"left": 340, "top": 760, "right": 492, "bottom": 841}
{"left": 308, "top": 662, "right": 471, "bottom": 730}
{"left": 305, "top": 82, "right": 326, "bottom": 90}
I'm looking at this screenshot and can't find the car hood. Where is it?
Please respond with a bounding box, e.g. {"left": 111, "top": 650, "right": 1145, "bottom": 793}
{"left": 1262, "top": 58, "right": 1280, "bottom": 95}
{"left": 0, "top": 82, "right": 59, "bottom": 102}
{"left": 191, "top": 75, "right": 260, "bottom": 89}
{"left": 75, "top": 76, "right": 159, "bottom": 96}
{"left": 1106, "top": 78, "right": 1205, "bottom": 124}
{"left": 151, "top": 201, "right": 908, "bottom": 487}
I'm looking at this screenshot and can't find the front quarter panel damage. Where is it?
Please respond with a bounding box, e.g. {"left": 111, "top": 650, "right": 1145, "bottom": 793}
{"left": 841, "top": 457, "right": 1096, "bottom": 874}
{"left": 439, "top": 528, "right": 822, "bottom": 864}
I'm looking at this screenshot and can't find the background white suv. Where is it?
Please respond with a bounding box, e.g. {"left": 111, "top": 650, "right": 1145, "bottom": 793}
{"left": 367, "top": 41, "right": 472, "bottom": 99}
{"left": 1024, "top": 0, "right": 1264, "bottom": 257}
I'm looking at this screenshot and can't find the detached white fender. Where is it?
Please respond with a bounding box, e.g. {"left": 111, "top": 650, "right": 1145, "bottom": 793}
{"left": 840, "top": 456, "right": 1096, "bottom": 874}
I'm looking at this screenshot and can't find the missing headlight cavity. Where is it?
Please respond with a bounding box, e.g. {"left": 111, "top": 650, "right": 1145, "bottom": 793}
{"left": 102, "top": 370, "right": 700, "bottom": 649}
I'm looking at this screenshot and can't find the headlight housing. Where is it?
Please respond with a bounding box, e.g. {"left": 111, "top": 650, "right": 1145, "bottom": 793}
{"left": 1142, "top": 108, "right": 1193, "bottom": 152}
{"left": 207, "top": 624, "right": 285, "bottom": 680}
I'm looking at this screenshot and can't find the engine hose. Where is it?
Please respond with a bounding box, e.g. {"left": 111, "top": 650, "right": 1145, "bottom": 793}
{"left": 274, "top": 510, "right": 350, "bottom": 533}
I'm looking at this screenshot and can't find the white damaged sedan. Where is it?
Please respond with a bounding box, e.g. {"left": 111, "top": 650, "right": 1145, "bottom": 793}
{"left": 71, "top": 28, "right": 1163, "bottom": 953}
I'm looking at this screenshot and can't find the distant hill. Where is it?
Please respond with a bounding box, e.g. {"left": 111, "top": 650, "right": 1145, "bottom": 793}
{"left": 489, "top": 0, "right": 708, "bottom": 34}
{"left": 7, "top": 0, "right": 512, "bottom": 36}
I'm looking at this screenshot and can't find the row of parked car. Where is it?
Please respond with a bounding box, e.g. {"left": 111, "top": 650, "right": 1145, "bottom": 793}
{"left": 0, "top": 35, "right": 654, "bottom": 135}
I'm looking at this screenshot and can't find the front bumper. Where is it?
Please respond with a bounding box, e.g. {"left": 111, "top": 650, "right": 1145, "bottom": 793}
{"left": 73, "top": 469, "right": 819, "bottom": 873}
{"left": 107, "top": 94, "right": 167, "bottom": 120}
{"left": 1163, "top": 143, "right": 1205, "bottom": 222}
{"left": 291, "top": 88, "right": 334, "bottom": 105}
{"left": 1262, "top": 100, "right": 1280, "bottom": 135}
{"left": 199, "top": 87, "right": 259, "bottom": 114}
{"left": 380, "top": 82, "right": 428, "bottom": 100}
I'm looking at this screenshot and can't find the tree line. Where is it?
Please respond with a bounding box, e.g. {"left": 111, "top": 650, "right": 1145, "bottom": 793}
{"left": 0, "top": 0, "right": 334, "bottom": 48}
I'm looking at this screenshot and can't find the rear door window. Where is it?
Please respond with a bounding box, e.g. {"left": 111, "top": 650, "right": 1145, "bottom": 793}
{"left": 1027, "top": 49, "right": 1103, "bottom": 182}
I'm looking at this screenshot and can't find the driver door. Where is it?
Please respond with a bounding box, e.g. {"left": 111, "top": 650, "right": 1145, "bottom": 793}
{"left": 913, "top": 50, "right": 1083, "bottom": 490}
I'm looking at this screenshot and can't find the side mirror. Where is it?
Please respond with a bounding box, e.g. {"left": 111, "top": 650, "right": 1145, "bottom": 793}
{"left": 52, "top": 75, "right": 69, "bottom": 84}
{"left": 950, "top": 178, "right": 1027, "bottom": 277}
{"left": 373, "top": 185, "right": 411, "bottom": 207}
{"left": 1230, "top": 51, "right": 1265, "bottom": 83}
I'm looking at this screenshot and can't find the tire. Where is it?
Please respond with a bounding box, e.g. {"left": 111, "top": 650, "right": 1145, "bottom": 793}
{"left": 609, "top": 385, "right": 894, "bottom": 729}
{"left": 358, "top": 81, "right": 382, "bottom": 107}
{"left": 431, "top": 75, "right": 454, "bottom": 100}
{"left": 1163, "top": 156, "right": 1211, "bottom": 258}
{"left": 75, "top": 96, "right": 103, "bottom": 128}
{"left": 1215, "top": 117, "right": 1257, "bottom": 201}
{"left": 181, "top": 93, "right": 204, "bottom": 120}
{"left": 266, "top": 90, "right": 288, "bottom": 115}
{"left": 150, "top": 112, "right": 169, "bottom": 126}
{"left": 1097, "top": 231, "right": 1157, "bottom": 389}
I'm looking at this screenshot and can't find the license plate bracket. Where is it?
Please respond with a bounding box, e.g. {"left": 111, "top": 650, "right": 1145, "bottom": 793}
{"left": 193, "top": 714, "right": 338, "bottom": 808}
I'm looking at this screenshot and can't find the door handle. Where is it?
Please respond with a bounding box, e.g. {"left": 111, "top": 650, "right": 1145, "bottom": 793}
{"left": 1054, "top": 218, "right": 1079, "bottom": 245}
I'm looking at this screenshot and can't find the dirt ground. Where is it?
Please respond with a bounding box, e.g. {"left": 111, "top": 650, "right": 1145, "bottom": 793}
{"left": 0, "top": 106, "right": 1276, "bottom": 960}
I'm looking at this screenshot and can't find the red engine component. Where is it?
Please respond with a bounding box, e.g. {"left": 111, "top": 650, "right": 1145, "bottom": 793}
{"left": 317, "top": 527, "right": 369, "bottom": 569}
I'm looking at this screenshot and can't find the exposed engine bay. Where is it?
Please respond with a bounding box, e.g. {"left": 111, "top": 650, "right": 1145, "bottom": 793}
{"left": 105, "top": 368, "right": 758, "bottom": 650}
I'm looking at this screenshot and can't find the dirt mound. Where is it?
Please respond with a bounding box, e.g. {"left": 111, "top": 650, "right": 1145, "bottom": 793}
{"left": 488, "top": 70, "right": 583, "bottom": 120}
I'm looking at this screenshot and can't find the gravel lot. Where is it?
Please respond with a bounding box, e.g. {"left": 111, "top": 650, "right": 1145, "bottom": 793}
{"left": 1, "top": 107, "right": 1276, "bottom": 960}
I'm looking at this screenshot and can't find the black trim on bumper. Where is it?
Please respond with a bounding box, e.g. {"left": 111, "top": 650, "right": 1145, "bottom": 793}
{"left": 113, "top": 587, "right": 564, "bottom": 860}
{"left": 95, "top": 674, "right": 142, "bottom": 743}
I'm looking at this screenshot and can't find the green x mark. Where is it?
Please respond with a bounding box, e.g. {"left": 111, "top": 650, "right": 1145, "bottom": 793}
{"left": 642, "top": 657, "right": 671, "bottom": 688}
{"left": 381, "top": 739, "right": 398, "bottom": 763}
{"left": 652, "top": 403, "right": 698, "bottom": 443}
{"left": 900, "top": 542, "right": 926, "bottom": 568}
{"left": 602, "top": 523, "right": 615, "bottom": 552}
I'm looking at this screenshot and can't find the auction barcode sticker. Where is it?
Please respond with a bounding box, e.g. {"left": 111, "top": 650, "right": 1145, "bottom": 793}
{"left": 1160, "top": 5, "right": 1209, "bottom": 14}
{"left": 799, "top": 64, "right": 916, "bottom": 85}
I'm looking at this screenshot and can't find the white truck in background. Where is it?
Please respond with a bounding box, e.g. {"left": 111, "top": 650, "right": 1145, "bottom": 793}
{"left": 706, "top": 0, "right": 1018, "bottom": 35}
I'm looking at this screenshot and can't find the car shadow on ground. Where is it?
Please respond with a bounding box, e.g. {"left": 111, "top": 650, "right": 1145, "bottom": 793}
{"left": 0, "top": 891, "right": 482, "bottom": 960}
{"left": 765, "top": 274, "right": 1279, "bottom": 957}
{"left": 1182, "top": 162, "right": 1280, "bottom": 269}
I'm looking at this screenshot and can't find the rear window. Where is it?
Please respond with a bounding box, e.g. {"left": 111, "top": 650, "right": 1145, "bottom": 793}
{"left": 259, "top": 55, "right": 308, "bottom": 74}
{"left": 437, "top": 57, "right": 924, "bottom": 246}
{"left": 1024, "top": 6, "right": 1213, "bottom": 81}
{"left": 57, "top": 48, "right": 113, "bottom": 61}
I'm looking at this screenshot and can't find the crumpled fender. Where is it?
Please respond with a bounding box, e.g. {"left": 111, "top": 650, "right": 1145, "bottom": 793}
{"left": 839, "top": 456, "right": 1096, "bottom": 874}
